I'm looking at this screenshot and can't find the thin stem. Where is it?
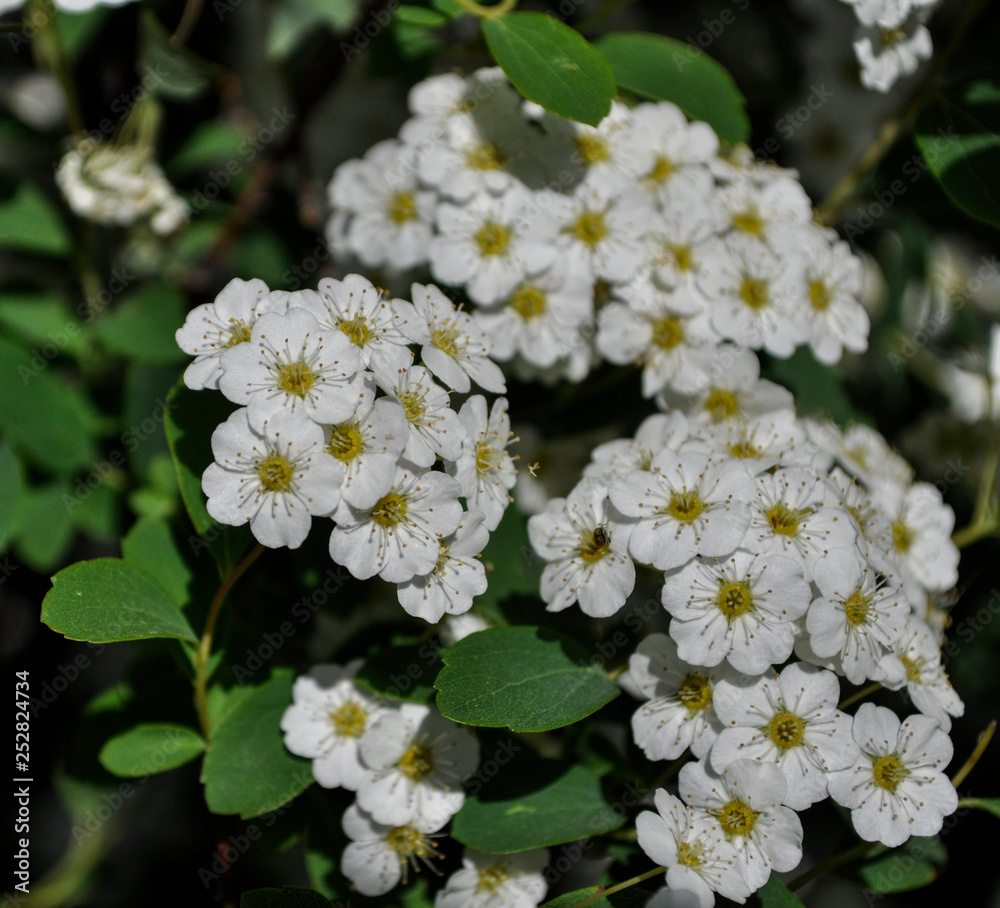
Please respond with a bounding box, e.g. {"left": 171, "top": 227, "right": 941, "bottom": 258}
{"left": 839, "top": 681, "right": 882, "bottom": 711}
{"left": 29, "top": 0, "right": 85, "bottom": 137}
{"left": 951, "top": 719, "right": 996, "bottom": 788}
{"left": 451, "top": 0, "right": 517, "bottom": 18}
{"left": 788, "top": 840, "right": 877, "bottom": 891}
{"left": 171, "top": 0, "right": 206, "bottom": 44}
{"left": 194, "top": 544, "right": 265, "bottom": 739}
{"left": 566, "top": 867, "right": 666, "bottom": 908}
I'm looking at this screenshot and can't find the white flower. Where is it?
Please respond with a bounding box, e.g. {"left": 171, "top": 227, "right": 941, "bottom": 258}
{"left": 711, "top": 663, "right": 858, "bottom": 810}
{"left": 329, "top": 464, "right": 463, "bottom": 583}
{"left": 583, "top": 412, "right": 690, "bottom": 485}
{"left": 626, "top": 632, "right": 743, "bottom": 761}
{"left": 689, "top": 410, "right": 814, "bottom": 476}
{"left": 218, "top": 308, "right": 364, "bottom": 430}
{"left": 435, "top": 848, "right": 549, "bottom": 908}
{"left": 662, "top": 550, "right": 812, "bottom": 675}
{"left": 885, "top": 618, "right": 964, "bottom": 732}
{"left": 175, "top": 278, "right": 286, "bottom": 391}
{"left": 357, "top": 702, "right": 480, "bottom": 826}
{"left": 679, "top": 758, "right": 803, "bottom": 890}
{"left": 429, "top": 187, "right": 554, "bottom": 307}
{"left": 877, "top": 482, "right": 959, "bottom": 591}
{"left": 402, "top": 283, "right": 507, "bottom": 393}
{"left": 827, "top": 703, "right": 957, "bottom": 847}
{"left": 715, "top": 172, "right": 812, "bottom": 249}
{"left": 377, "top": 363, "right": 467, "bottom": 467}
{"left": 324, "top": 392, "right": 410, "bottom": 509}
{"left": 303, "top": 275, "right": 414, "bottom": 385}
{"left": 630, "top": 101, "right": 719, "bottom": 195}
{"left": 447, "top": 396, "right": 517, "bottom": 531}
{"left": 202, "top": 407, "right": 342, "bottom": 549}
{"left": 609, "top": 451, "right": 755, "bottom": 572}
{"left": 832, "top": 423, "right": 913, "bottom": 504}
{"left": 808, "top": 547, "right": 906, "bottom": 685}
{"left": 528, "top": 478, "right": 636, "bottom": 618}
{"left": 280, "top": 661, "right": 385, "bottom": 790}
{"left": 341, "top": 801, "right": 445, "bottom": 897}
{"left": 854, "top": 22, "right": 933, "bottom": 93}
{"left": 396, "top": 510, "right": 490, "bottom": 622}
{"left": 637, "top": 790, "right": 750, "bottom": 908}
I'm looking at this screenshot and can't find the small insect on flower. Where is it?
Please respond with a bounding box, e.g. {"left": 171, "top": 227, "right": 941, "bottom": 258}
{"left": 592, "top": 524, "right": 609, "bottom": 548}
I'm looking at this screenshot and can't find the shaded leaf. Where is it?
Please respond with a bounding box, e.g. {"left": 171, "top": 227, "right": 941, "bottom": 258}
{"left": 0, "top": 183, "right": 71, "bottom": 256}
{"left": 99, "top": 723, "right": 205, "bottom": 777}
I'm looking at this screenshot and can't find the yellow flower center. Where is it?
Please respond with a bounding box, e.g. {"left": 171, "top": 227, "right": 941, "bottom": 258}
{"left": 717, "top": 581, "right": 754, "bottom": 619}
{"left": 385, "top": 824, "right": 433, "bottom": 858}
{"left": 647, "top": 154, "right": 674, "bottom": 183}
{"left": 891, "top": 521, "right": 913, "bottom": 553}
{"left": 669, "top": 243, "right": 693, "bottom": 271}
{"left": 477, "top": 863, "right": 511, "bottom": 893}
{"left": 577, "top": 527, "right": 610, "bottom": 564}
{"left": 704, "top": 389, "right": 740, "bottom": 421}
{"left": 652, "top": 317, "right": 684, "bottom": 350}
{"left": 572, "top": 211, "right": 608, "bottom": 246}
{"left": 677, "top": 673, "right": 712, "bottom": 713}
{"left": 432, "top": 323, "right": 462, "bottom": 357}
{"left": 339, "top": 316, "right": 372, "bottom": 347}
{"left": 226, "top": 320, "right": 253, "bottom": 347}
{"left": 668, "top": 490, "right": 703, "bottom": 522}
{"left": 387, "top": 191, "right": 418, "bottom": 224}
{"left": 729, "top": 440, "right": 761, "bottom": 459}
{"left": 900, "top": 652, "right": 926, "bottom": 683}
{"left": 475, "top": 439, "right": 503, "bottom": 474}
{"left": 809, "top": 279, "right": 831, "bottom": 311}
{"left": 372, "top": 492, "right": 408, "bottom": 528}
{"left": 327, "top": 423, "right": 363, "bottom": 462}
{"left": 257, "top": 453, "right": 294, "bottom": 492}
{"left": 740, "top": 277, "right": 770, "bottom": 309}
{"left": 510, "top": 285, "right": 547, "bottom": 321}
{"left": 768, "top": 711, "right": 805, "bottom": 748}
{"left": 677, "top": 840, "right": 704, "bottom": 868}
{"left": 767, "top": 503, "right": 802, "bottom": 536}
{"left": 576, "top": 134, "right": 609, "bottom": 165}
{"left": 872, "top": 754, "right": 908, "bottom": 791}
{"left": 278, "top": 361, "right": 314, "bottom": 398}
{"left": 844, "top": 589, "right": 872, "bottom": 626}
{"left": 718, "top": 799, "right": 759, "bottom": 838}
{"left": 398, "top": 742, "right": 434, "bottom": 780}
{"left": 476, "top": 223, "right": 511, "bottom": 257}
{"left": 329, "top": 701, "right": 367, "bottom": 737}
{"left": 398, "top": 390, "right": 426, "bottom": 425}
{"left": 466, "top": 141, "right": 505, "bottom": 171}
{"left": 880, "top": 27, "right": 906, "bottom": 48}
{"left": 732, "top": 210, "right": 764, "bottom": 235}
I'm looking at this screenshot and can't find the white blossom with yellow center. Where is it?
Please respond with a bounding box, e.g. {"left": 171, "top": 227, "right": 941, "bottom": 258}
{"left": 280, "top": 660, "right": 385, "bottom": 790}
{"left": 436, "top": 847, "right": 550, "bottom": 908}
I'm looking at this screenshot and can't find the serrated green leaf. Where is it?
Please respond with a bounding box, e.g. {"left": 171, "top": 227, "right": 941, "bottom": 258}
{"left": 595, "top": 32, "right": 749, "bottom": 144}
{"left": 748, "top": 876, "right": 807, "bottom": 907}
{"left": 436, "top": 626, "right": 619, "bottom": 732}
{"left": 452, "top": 764, "right": 625, "bottom": 852}
{"left": 0, "top": 183, "right": 71, "bottom": 256}
{"left": 99, "top": 723, "right": 205, "bottom": 777}
{"left": 42, "top": 558, "right": 197, "bottom": 643}
{"left": 915, "top": 82, "right": 1000, "bottom": 229}
{"left": 0, "top": 293, "right": 86, "bottom": 358}
{"left": 202, "top": 674, "right": 313, "bottom": 818}
{"left": 482, "top": 13, "right": 615, "bottom": 127}
{"left": 241, "top": 889, "right": 332, "bottom": 908}
{"left": 138, "top": 9, "right": 217, "bottom": 101}
{"left": 122, "top": 516, "right": 193, "bottom": 607}
{"left": 542, "top": 887, "right": 654, "bottom": 908}
{"left": 0, "top": 336, "right": 99, "bottom": 473}
{"left": 94, "top": 283, "right": 188, "bottom": 364}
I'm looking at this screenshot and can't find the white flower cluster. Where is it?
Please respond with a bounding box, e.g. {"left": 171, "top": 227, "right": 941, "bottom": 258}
{"left": 838, "top": 0, "right": 939, "bottom": 92}
{"left": 281, "top": 661, "right": 550, "bottom": 906}
{"left": 55, "top": 141, "right": 189, "bottom": 235}
{"left": 327, "top": 67, "right": 871, "bottom": 389}
{"left": 527, "top": 358, "right": 963, "bottom": 903}
{"left": 175, "top": 274, "right": 517, "bottom": 622}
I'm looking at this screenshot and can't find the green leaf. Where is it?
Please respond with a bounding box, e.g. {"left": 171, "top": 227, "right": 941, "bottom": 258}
{"left": 0, "top": 336, "right": 99, "bottom": 473}
{"left": 542, "top": 888, "right": 653, "bottom": 908}
{"left": 0, "top": 183, "right": 71, "bottom": 256}
{"left": 958, "top": 797, "right": 1000, "bottom": 819}
{"left": 396, "top": 5, "right": 448, "bottom": 27}
{"left": 856, "top": 836, "right": 946, "bottom": 895}
{"left": 138, "top": 9, "right": 218, "bottom": 101}
{"left": 122, "top": 516, "right": 193, "bottom": 607}
{"left": 595, "top": 32, "right": 749, "bottom": 144}
{"left": 0, "top": 293, "right": 86, "bottom": 358}
{"left": 763, "top": 347, "right": 865, "bottom": 427}
{"left": 482, "top": 12, "right": 615, "bottom": 127}
{"left": 436, "top": 626, "right": 619, "bottom": 732}
{"left": 241, "top": 889, "right": 332, "bottom": 908}
{"left": 168, "top": 122, "right": 250, "bottom": 177}
{"left": 55, "top": 7, "right": 110, "bottom": 60}
{"left": 355, "top": 641, "right": 440, "bottom": 703}
{"left": 202, "top": 674, "right": 313, "bottom": 818}
{"left": 476, "top": 506, "right": 542, "bottom": 612}
{"left": 748, "top": 876, "right": 807, "bottom": 907}
{"left": 233, "top": 230, "right": 293, "bottom": 288}
{"left": 915, "top": 82, "right": 1000, "bottom": 229}
{"left": 0, "top": 445, "right": 25, "bottom": 549}
{"left": 94, "top": 283, "right": 188, "bottom": 364}
{"left": 430, "top": 0, "right": 464, "bottom": 15}
{"left": 12, "top": 483, "right": 74, "bottom": 571}
{"left": 68, "top": 482, "right": 121, "bottom": 542}
{"left": 99, "top": 723, "right": 205, "bottom": 777}
{"left": 42, "top": 558, "right": 198, "bottom": 644}
{"left": 452, "top": 764, "right": 625, "bottom": 852}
